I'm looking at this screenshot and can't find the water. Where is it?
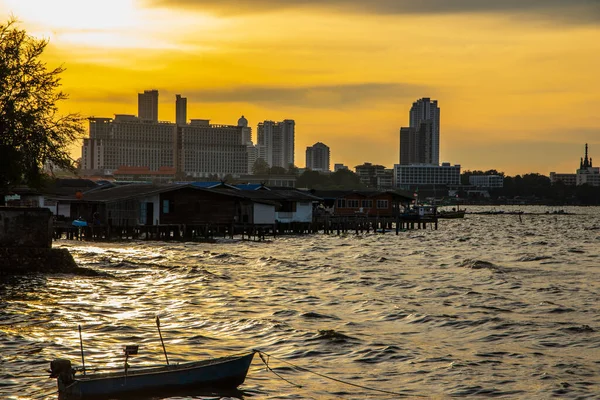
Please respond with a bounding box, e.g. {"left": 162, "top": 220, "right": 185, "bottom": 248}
{"left": 1, "top": 206, "right": 599, "bottom": 399}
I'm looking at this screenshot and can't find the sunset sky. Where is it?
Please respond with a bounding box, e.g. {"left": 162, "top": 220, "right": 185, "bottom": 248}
{"left": 1, "top": 0, "right": 598, "bottom": 176}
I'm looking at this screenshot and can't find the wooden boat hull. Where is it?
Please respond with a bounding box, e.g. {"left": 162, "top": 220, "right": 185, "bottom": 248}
{"left": 438, "top": 210, "right": 466, "bottom": 219}
{"left": 58, "top": 352, "right": 255, "bottom": 400}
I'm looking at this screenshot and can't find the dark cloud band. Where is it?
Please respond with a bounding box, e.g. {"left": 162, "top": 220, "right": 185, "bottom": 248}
{"left": 146, "top": 0, "right": 599, "bottom": 23}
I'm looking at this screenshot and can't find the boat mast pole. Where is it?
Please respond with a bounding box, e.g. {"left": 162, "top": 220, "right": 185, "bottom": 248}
{"left": 156, "top": 316, "right": 170, "bottom": 365}
{"left": 78, "top": 325, "right": 86, "bottom": 375}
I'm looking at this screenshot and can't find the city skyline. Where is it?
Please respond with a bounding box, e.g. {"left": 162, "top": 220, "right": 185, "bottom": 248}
{"left": 1, "top": 1, "right": 598, "bottom": 176}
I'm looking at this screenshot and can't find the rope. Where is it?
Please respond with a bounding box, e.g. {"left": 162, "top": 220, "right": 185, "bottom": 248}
{"left": 255, "top": 350, "right": 423, "bottom": 397}
{"left": 257, "top": 351, "right": 302, "bottom": 388}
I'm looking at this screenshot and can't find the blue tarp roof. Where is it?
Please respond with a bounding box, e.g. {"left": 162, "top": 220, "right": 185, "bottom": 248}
{"left": 235, "top": 184, "right": 265, "bottom": 191}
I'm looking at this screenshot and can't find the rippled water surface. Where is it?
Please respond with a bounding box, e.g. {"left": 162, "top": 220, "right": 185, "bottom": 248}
{"left": 2, "top": 206, "right": 600, "bottom": 399}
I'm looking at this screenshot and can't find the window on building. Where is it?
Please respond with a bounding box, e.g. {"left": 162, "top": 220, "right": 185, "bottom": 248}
{"left": 348, "top": 199, "right": 359, "bottom": 208}
{"left": 337, "top": 199, "right": 346, "bottom": 208}
{"left": 377, "top": 200, "right": 388, "bottom": 209}
{"left": 361, "top": 200, "right": 373, "bottom": 208}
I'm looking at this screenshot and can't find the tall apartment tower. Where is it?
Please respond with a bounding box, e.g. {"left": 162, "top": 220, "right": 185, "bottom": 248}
{"left": 399, "top": 121, "right": 433, "bottom": 165}
{"left": 138, "top": 89, "right": 159, "bottom": 122}
{"left": 408, "top": 98, "right": 439, "bottom": 165}
{"left": 306, "top": 142, "right": 330, "bottom": 172}
{"left": 175, "top": 94, "right": 187, "bottom": 125}
{"left": 257, "top": 119, "right": 295, "bottom": 169}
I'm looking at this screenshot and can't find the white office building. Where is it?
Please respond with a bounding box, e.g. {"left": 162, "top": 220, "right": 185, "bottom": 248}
{"left": 81, "top": 92, "right": 249, "bottom": 178}
{"left": 257, "top": 119, "right": 295, "bottom": 169}
{"left": 82, "top": 115, "right": 175, "bottom": 175}
{"left": 394, "top": 163, "right": 461, "bottom": 188}
{"left": 469, "top": 175, "right": 504, "bottom": 188}
{"left": 179, "top": 120, "right": 248, "bottom": 178}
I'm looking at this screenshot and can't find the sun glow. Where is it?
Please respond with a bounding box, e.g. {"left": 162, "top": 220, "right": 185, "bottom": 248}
{"left": 4, "top": 0, "right": 140, "bottom": 31}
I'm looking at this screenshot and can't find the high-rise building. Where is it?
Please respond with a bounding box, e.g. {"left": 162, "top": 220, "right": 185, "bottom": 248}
{"left": 399, "top": 121, "right": 434, "bottom": 165}
{"left": 175, "top": 94, "right": 187, "bottom": 125}
{"left": 178, "top": 121, "right": 248, "bottom": 178}
{"left": 401, "top": 97, "right": 440, "bottom": 165}
{"left": 82, "top": 92, "right": 249, "bottom": 179}
{"left": 306, "top": 142, "right": 330, "bottom": 172}
{"left": 394, "top": 163, "right": 461, "bottom": 188}
{"left": 256, "top": 119, "right": 295, "bottom": 169}
{"left": 138, "top": 89, "right": 159, "bottom": 122}
{"left": 82, "top": 115, "right": 175, "bottom": 174}
{"left": 355, "top": 163, "right": 389, "bottom": 188}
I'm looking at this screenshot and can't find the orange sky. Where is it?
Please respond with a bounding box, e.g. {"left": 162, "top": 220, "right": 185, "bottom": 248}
{"left": 2, "top": 0, "right": 599, "bottom": 176}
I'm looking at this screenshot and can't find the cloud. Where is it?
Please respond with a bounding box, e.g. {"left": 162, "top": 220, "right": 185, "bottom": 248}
{"left": 147, "top": 0, "right": 600, "bottom": 23}
{"left": 163, "top": 82, "right": 430, "bottom": 109}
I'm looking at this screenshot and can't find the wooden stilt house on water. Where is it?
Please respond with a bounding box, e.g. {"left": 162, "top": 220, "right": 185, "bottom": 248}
{"left": 52, "top": 183, "right": 280, "bottom": 240}
{"left": 311, "top": 190, "right": 414, "bottom": 217}
{"left": 235, "top": 185, "right": 322, "bottom": 223}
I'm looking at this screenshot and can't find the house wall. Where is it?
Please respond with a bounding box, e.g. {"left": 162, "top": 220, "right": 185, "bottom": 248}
{"left": 57, "top": 203, "right": 71, "bottom": 218}
{"left": 277, "top": 201, "right": 313, "bottom": 223}
{"left": 254, "top": 203, "right": 276, "bottom": 224}
{"left": 334, "top": 193, "right": 397, "bottom": 217}
{"left": 139, "top": 195, "right": 160, "bottom": 225}
{"left": 159, "top": 188, "right": 239, "bottom": 225}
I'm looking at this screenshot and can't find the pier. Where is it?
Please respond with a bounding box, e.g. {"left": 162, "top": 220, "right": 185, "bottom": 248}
{"left": 53, "top": 214, "right": 439, "bottom": 243}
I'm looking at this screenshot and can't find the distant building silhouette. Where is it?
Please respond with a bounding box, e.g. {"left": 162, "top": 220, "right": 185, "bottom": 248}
{"left": 334, "top": 163, "right": 348, "bottom": 172}
{"left": 409, "top": 97, "right": 439, "bottom": 165}
{"left": 257, "top": 120, "right": 295, "bottom": 169}
{"left": 469, "top": 175, "right": 504, "bottom": 188}
{"left": 394, "top": 163, "right": 460, "bottom": 188}
{"left": 175, "top": 94, "right": 187, "bottom": 125}
{"left": 550, "top": 143, "right": 600, "bottom": 186}
{"left": 138, "top": 89, "right": 159, "bottom": 122}
{"left": 82, "top": 92, "right": 248, "bottom": 179}
{"left": 399, "top": 98, "right": 439, "bottom": 165}
{"left": 306, "top": 142, "right": 330, "bottom": 172}
{"left": 237, "top": 115, "right": 256, "bottom": 174}
{"left": 355, "top": 162, "right": 393, "bottom": 189}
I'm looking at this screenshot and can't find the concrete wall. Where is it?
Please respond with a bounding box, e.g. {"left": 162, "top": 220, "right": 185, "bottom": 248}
{"left": 0, "top": 207, "right": 53, "bottom": 248}
{"left": 253, "top": 203, "right": 276, "bottom": 224}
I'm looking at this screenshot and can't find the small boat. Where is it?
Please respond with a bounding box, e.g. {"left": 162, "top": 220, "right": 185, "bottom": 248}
{"left": 50, "top": 352, "right": 256, "bottom": 399}
{"left": 438, "top": 209, "right": 466, "bottom": 219}
{"left": 50, "top": 318, "right": 255, "bottom": 399}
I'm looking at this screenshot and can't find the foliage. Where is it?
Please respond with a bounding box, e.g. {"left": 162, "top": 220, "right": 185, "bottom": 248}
{"left": 269, "top": 166, "right": 287, "bottom": 175}
{"left": 252, "top": 158, "right": 270, "bottom": 175}
{"left": 287, "top": 164, "right": 299, "bottom": 176}
{"left": 296, "top": 168, "right": 366, "bottom": 190}
{"left": 460, "top": 170, "right": 600, "bottom": 205}
{"left": 0, "top": 18, "right": 85, "bottom": 197}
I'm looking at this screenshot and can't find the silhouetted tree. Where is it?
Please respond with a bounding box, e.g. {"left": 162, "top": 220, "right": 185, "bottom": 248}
{"left": 287, "top": 163, "right": 299, "bottom": 176}
{"left": 252, "top": 158, "right": 270, "bottom": 175}
{"left": 296, "top": 170, "right": 329, "bottom": 189}
{"left": 269, "top": 166, "right": 287, "bottom": 175}
{"left": 329, "top": 169, "right": 364, "bottom": 189}
{"left": 0, "top": 18, "right": 85, "bottom": 203}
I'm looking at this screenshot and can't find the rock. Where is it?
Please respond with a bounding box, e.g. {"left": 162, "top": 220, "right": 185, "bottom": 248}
{"left": 0, "top": 247, "right": 100, "bottom": 276}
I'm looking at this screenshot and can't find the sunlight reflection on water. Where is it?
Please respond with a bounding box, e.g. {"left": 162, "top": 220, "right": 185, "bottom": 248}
{"left": 1, "top": 206, "right": 600, "bottom": 399}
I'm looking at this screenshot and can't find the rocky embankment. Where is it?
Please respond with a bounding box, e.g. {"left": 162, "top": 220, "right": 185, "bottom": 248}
{"left": 0, "top": 247, "right": 100, "bottom": 276}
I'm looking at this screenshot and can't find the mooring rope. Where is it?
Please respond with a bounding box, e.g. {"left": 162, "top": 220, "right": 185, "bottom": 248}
{"left": 257, "top": 351, "right": 302, "bottom": 388}
{"left": 255, "top": 350, "right": 423, "bottom": 397}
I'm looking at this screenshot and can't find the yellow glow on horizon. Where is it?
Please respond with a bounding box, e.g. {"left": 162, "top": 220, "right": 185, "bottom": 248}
{"left": 1, "top": 1, "right": 598, "bottom": 175}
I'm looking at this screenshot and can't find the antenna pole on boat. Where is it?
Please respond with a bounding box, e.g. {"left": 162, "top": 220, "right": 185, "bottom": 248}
{"left": 156, "top": 316, "right": 170, "bottom": 365}
{"left": 78, "top": 325, "right": 86, "bottom": 375}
